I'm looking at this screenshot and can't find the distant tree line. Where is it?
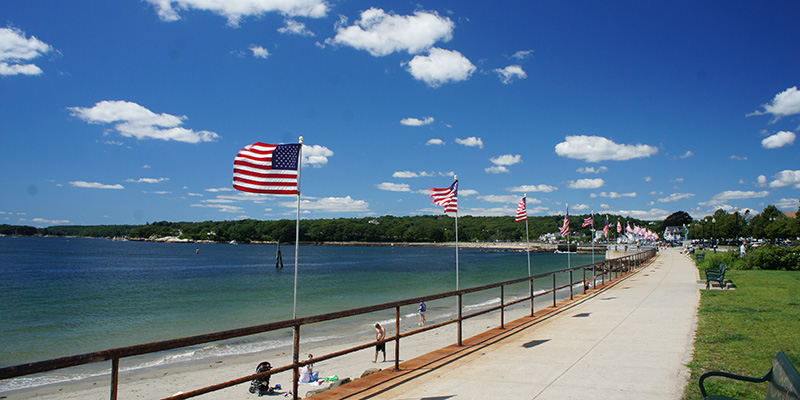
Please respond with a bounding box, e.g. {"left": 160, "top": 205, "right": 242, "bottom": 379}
{"left": 687, "top": 205, "right": 800, "bottom": 242}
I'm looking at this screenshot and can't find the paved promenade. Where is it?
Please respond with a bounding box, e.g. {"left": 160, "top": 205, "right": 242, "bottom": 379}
{"left": 316, "top": 247, "right": 701, "bottom": 400}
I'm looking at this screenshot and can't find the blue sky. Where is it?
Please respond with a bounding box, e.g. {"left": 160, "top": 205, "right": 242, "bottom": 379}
{"left": 2, "top": 0, "right": 799, "bottom": 228}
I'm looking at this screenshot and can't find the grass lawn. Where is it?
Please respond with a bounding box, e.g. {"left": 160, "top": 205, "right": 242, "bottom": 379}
{"left": 683, "top": 264, "right": 800, "bottom": 399}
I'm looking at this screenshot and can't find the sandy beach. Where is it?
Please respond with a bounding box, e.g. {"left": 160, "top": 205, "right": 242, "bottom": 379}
{"left": 3, "top": 301, "right": 537, "bottom": 400}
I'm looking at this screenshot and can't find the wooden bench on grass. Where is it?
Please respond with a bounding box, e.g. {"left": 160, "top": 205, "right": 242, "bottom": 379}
{"left": 699, "top": 351, "right": 800, "bottom": 399}
{"left": 705, "top": 264, "right": 731, "bottom": 290}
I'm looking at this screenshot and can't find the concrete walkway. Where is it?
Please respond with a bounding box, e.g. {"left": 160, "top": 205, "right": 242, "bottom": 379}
{"left": 320, "top": 247, "right": 702, "bottom": 400}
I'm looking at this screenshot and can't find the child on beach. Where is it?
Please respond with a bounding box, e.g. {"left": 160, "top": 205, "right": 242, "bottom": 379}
{"left": 418, "top": 302, "right": 427, "bottom": 326}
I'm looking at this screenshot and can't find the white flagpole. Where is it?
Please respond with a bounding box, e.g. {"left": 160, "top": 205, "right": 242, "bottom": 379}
{"left": 591, "top": 210, "right": 595, "bottom": 265}
{"left": 454, "top": 176, "right": 459, "bottom": 291}
{"left": 293, "top": 137, "right": 303, "bottom": 320}
{"left": 524, "top": 195, "right": 531, "bottom": 278}
{"left": 567, "top": 204, "right": 571, "bottom": 270}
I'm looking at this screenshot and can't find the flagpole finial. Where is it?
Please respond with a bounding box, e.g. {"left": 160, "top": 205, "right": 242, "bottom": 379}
{"left": 454, "top": 174, "right": 458, "bottom": 180}
{"left": 299, "top": 136, "right": 304, "bottom": 144}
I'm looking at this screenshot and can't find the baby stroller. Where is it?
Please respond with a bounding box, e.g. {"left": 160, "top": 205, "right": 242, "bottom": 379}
{"left": 248, "top": 361, "right": 274, "bottom": 396}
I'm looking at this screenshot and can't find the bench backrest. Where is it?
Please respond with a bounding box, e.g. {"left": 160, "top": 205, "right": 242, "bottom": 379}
{"left": 766, "top": 351, "right": 800, "bottom": 400}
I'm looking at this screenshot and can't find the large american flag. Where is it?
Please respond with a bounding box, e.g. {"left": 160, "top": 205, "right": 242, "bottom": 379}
{"left": 515, "top": 197, "right": 527, "bottom": 222}
{"left": 560, "top": 205, "right": 570, "bottom": 237}
{"left": 233, "top": 142, "right": 301, "bottom": 195}
{"left": 430, "top": 180, "right": 458, "bottom": 213}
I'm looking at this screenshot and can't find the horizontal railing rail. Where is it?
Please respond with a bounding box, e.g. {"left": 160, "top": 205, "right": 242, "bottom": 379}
{"left": 0, "top": 248, "right": 656, "bottom": 400}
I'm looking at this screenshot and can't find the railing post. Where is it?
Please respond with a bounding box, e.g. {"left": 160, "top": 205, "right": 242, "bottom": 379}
{"left": 293, "top": 325, "right": 300, "bottom": 400}
{"left": 552, "top": 274, "right": 557, "bottom": 307}
{"left": 394, "top": 306, "right": 400, "bottom": 371}
{"left": 500, "top": 286, "right": 505, "bottom": 329}
{"left": 582, "top": 268, "right": 586, "bottom": 294}
{"left": 110, "top": 358, "right": 119, "bottom": 400}
{"left": 457, "top": 294, "right": 463, "bottom": 346}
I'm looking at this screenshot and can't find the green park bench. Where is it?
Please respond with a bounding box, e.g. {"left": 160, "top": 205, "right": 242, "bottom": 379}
{"left": 705, "top": 264, "right": 731, "bottom": 290}
{"left": 699, "top": 351, "right": 800, "bottom": 399}
{"left": 697, "top": 252, "right": 705, "bottom": 262}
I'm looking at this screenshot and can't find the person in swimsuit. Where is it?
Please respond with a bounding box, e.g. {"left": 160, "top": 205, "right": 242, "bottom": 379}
{"left": 373, "top": 323, "right": 386, "bottom": 362}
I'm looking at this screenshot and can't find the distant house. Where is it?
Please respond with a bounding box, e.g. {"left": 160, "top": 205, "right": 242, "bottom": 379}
{"left": 664, "top": 226, "right": 685, "bottom": 241}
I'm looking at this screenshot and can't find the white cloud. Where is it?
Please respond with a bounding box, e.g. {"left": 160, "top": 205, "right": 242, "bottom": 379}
{"left": 31, "top": 218, "right": 70, "bottom": 225}
{"left": 591, "top": 191, "right": 637, "bottom": 198}
{"left": 393, "top": 171, "right": 433, "bottom": 178}
{"left": 761, "top": 131, "right": 796, "bottom": 149}
{"left": 69, "top": 181, "right": 124, "bottom": 190}
{"left": 749, "top": 86, "right": 800, "bottom": 121}
{"left": 405, "top": 48, "right": 476, "bottom": 87}
{"left": 302, "top": 144, "right": 333, "bottom": 167}
{"left": 568, "top": 178, "right": 604, "bottom": 189}
{"left": 571, "top": 204, "right": 590, "bottom": 211}
{"left": 400, "top": 116, "right": 434, "bottom": 126}
{"left": 657, "top": 193, "right": 695, "bottom": 203}
{"left": 455, "top": 136, "right": 483, "bottom": 149}
{"left": 145, "top": 0, "right": 330, "bottom": 27}
{"left": 670, "top": 177, "right": 685, "bottom": 183}
{"left": 68, "top": 100, "right": 219, "bottom": 143}
{"left": 757, "top": 175, "right": 768, "bottom": 186}
{"left": 494, "top": 65, "right": 526, "bottom": 84}
{"left": 767, "top": 170, "right": 800, "bottom": 188}
{"left": 679, "top": 150, "right": 694, "bottom": 159}
{"left": 577, "top": 166, "right": 608, "bottom": 174}
{"left": 426, "top": 138, "right": 444, "bottom": 146}
{"left": 615, "top": 208, "right": 671, "bottom": 220}
{"left": 555, "top": 135, "right": 659, "bottom": 162}
{"left": 377, "top": 182, "right": 411, "bottom": 192}
{"left": 775, "top": 198, "right": 800, "bottom": 209}
{"left": 191, "top": 203, "right": 244, "bottom": 213}
{"left": 511, "top": 49, "right": 534, "bottom": 61}
{"left": 249, "top": 45, "right": 270, "bottom": 59}
{"left": 206, "top": 187, "right": 234, "bottom": 192}
{"left": 730, "top": 155, "right": 748, "bottom": 161}
{"left": 126, "top": 178, "right": 169, "bottom": 183}
{"left": 0, "top": 27, "right": 55, "bottom": 76}
{"left": 489, "top": 154, "right": 522, "bottom": 166}
{"left": 712, "top": 190, "right": 770, "bottom": 200}
{"left": 644, "top": 176, "right": 652, "bottom": 182}
{"left": 509, "top": 184, "right": 558, "bottom": 193}
{"left": 278, "top": 19, "right": 314, "bottom": 36}
{"left": 478, "top": 194, "right": 540, "bottom": 204}
{"left": 326, "top": 8, "right": 453, "bottom": 56}
{"left": 280, "top": 196, "right": 369, "bottom": 212}
{"left": 485, "top": 166, "right": 508, "bottom": 174}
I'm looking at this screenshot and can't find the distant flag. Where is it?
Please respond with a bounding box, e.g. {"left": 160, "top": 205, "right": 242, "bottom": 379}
{"left": 560, "top": 205, "right": 570, "bottom": 237}
{"left": 515, "top": 196, "right": 527, "bottom": 222}
{"left": 582, "top": 215, "right": 593, "bottom": 228}
{"left": 617, "top": 220, "right": 622, "bottom": 233}
{"left": 626, "top": 223, "right": 634, "bottom": 235}
{"left": 603, "top": 216, "right": 610, "bottom": 236}
{"left": 430, "top": 179, "right": 458, "bottom": 213}
{"left": 233, "top": 142, "right": 301, "bottom": 195}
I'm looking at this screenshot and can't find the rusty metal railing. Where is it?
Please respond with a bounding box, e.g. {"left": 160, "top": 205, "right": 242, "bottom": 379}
{"left": 0, "top": 248, "right": 656, "bottom": 400}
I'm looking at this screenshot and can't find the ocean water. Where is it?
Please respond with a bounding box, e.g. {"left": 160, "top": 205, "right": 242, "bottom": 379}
{"left": 0, "top": 236, "right": 603, "bottom": 391}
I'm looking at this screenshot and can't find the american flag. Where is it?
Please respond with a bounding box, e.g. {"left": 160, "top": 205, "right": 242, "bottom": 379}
{"left": 582, "top": 215, "right": 593, "bottom": 228}
{"left": 233, "top": 142, "right": 301, "bottom": 195}
{"left": 430, "top": 180, "right": 458, "bottom": 213}
{"left": 603, "top": 216, "right": 610, "bottom": 236}
{"left": 560, "top": 205, "right": 570, "bottom": 237}
{"left": 617, "top": 220, "right": 622, "bottom": 233}
{"left": 515, "top": 197, "right": 527, "bottom": 222}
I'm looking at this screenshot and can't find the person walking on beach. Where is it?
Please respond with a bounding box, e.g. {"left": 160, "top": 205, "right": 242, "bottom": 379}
{"left": 418, "top": 301, "right": 427, "bottom": 326}
{"left": 373, "top": 323, "right": 386, "bottom": 363}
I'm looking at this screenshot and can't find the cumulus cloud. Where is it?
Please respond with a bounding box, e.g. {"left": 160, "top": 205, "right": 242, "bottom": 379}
{"left": 249, "top": 45, "right": 270, "bottom": 59}
{"left": 749, "top": 86, "right": 800, "bottom": 121}
{"left": 644, "top": 176, "right": 652, "bottom": 182}
{"left": 509, "top": 184, "right": 558, "bottom": 193}
{"left": 591, "top": 192, "right": 637, "bottom": 198}
{"left": 426, "top": 138, "right": 444, "bottom": 145}
{"left": 327, "top": 8, "right": 453, "bottom": 56}
{"left": 761, "top": 131, "right": 796, "bottom": 149}
{"left": 679, "top": 150, "right": 694, "bottom": 159}
{"left": 511, "top": 49, "right": 534, "bottom": 61}
{"left": 712, "top": 190, "right": 770, "bottom": 200}
{"left": 485, "top": 166, "right": 508, "bottom": 174}
{"left": 490, "top": 154, "right": 522, "bottom": 166}
{"left": 478, "top": 194, "right": 540, "bottom": 204}
{"left": 455, "top": 136, "right": 483, "bottom": 148}
{"left": 577, "top": 166, "right": 608, "bottom": 174}
{"left": 615, "top": 208, "right": 671, "bottom": 220}
{"left": 571, "top": 204, "right": 590, "bottom": 211}
{"left": 494, "top": 65, "right": 526, "bottom": 84}
{"left": 278, "top": 19, "right": 314, "bottom": 36}
{"left": 775, "top": 198, "right": 800, "bottom": 209}
{"left": 31, "top": 218, "right": 70, "bottom": 225}
{"left": 191, "top": 203, "right": 244, "bottom": 213}
{"left": 68, "top": 100, "right": 219, "bottom": 143}
{"left": 401, "top": 116, "right": 434, "bottom": 126}
{"left": 555, "top": 135, "right": 659, "bottom": 162}
{"left": 0, "top": 26, "right": 55, "bottom": 76}
{"left": 126, "top": 178, "right": 169, "bottom": 183}
{"left": 568, "top": 178, "right": 604, "bottom": 189}
{"left": 405, "top": 48, "right": 476, "bottom": 87}
{"left": 69, "top": 181, "right": 124, "bottom": 189}
{"left": 393, "top": 171, "right": 433, "bottom": 178}
{"left": 376, "top": 182, "right": 411, "bottom": 192}
{"left": 657, "top": 193, "right": 695, "bottom": 203}
{"left": 302, "top": 144, "right": 333, "bottom": 167}
{"left": 767, "top": 170, "right": 800, "bottom": 188}
{"left": 730, "top": 155, "right": 748, "bottom": 161}
{"left": 145, "top": 0, "right": 330, "bottom": 27}
{"left": 281, "top": 196, "right": 369, "bottom": 212}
